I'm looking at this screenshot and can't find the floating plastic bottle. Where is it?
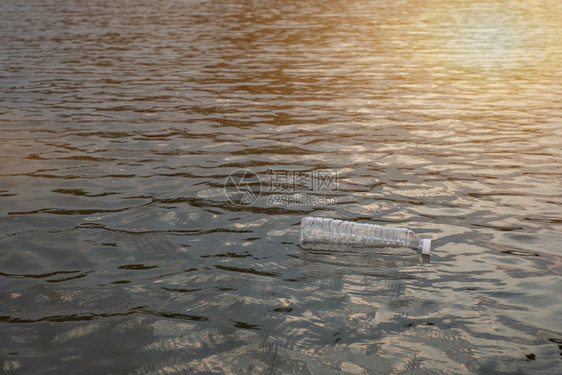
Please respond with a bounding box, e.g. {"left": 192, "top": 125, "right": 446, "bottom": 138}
{"left": 299, "top": 216, "right": 431, "bottom": 255}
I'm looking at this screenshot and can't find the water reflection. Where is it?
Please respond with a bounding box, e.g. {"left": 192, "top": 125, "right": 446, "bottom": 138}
{"left": 0, "top": 0, "right": 561, "bottom": 373}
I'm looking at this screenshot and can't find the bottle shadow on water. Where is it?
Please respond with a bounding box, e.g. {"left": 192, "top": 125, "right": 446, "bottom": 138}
{"left": 298, "top": 247, "right": 429, "bottom": 280}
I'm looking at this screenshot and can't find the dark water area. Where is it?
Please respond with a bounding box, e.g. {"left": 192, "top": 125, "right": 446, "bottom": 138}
{"left": 1, "top": 0, "right": 561, "bottom": 373}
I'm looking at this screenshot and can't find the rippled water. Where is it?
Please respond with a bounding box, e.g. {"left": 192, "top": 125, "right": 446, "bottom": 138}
{"left": 1, "top": 0, "right": 561, "bottom": 373}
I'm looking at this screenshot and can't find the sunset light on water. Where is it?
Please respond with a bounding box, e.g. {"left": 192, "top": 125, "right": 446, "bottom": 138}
{"left": 413, "top": 0, "right": 561, "bottom": 72}
{"left": 0, "top": 0, "right": 561, "bottom": 373}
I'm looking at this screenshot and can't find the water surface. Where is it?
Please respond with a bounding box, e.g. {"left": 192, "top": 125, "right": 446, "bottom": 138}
{"left": 1, "top": 0, "right": 561, "bottom": 373}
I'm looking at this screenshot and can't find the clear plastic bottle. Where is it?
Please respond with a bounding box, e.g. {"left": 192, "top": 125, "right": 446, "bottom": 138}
{"left": 299, "top": 216, "right": 431, "bottom": 255}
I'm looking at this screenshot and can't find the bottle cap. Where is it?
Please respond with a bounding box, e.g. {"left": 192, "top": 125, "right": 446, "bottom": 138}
{"left": 421, "top": 239, "right": 431, "bottom": 255}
